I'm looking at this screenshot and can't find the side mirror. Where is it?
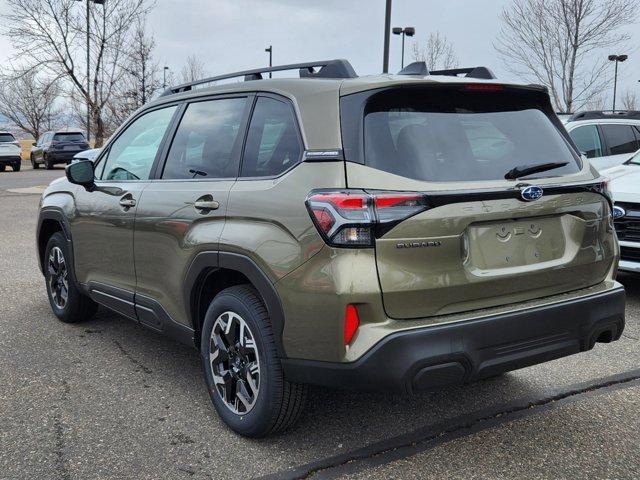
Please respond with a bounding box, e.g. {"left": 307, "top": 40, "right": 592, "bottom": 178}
{"left": 32, "top": 142, "right": 37, "bottom": 147}
{"left": 66, "top": 160, "right": 95, "bottom": 190}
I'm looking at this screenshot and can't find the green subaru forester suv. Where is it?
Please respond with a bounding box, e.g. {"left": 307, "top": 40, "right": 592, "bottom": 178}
{"left": 37, "top": 60, "right": 625, "bottom": 437}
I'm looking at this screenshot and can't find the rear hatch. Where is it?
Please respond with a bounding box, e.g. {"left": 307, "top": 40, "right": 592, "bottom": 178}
{"left": 52, "top": 132, "right": 89, "bottom": 152}
{"left": 340, "top": 83, "right": 616, "bottom": 319}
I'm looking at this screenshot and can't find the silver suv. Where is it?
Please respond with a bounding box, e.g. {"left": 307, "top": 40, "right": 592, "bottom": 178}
{"left": 565, "top": 111, "right": 640, "bottom": 171}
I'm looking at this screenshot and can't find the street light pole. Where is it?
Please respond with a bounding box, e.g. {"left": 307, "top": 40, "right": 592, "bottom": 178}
{"left": 608, "top": 54, "right": 628, "bottom": 112}
{"left": 265, "top": 46, "right": 273, "bottom": 78}
{"left": 383, "top": 0, "right": 392, "bottom": 73}
{"left": 86, "top": 0, "right": 90, "bottom": 143}
{"left": 76, "top": 0, "right": 105, "bottom": 144}
{"left": 392, "top": 27, "right": 415, "bottom": 69}
{"left": 163, "top": 66, "right": 169, "bottom": 89}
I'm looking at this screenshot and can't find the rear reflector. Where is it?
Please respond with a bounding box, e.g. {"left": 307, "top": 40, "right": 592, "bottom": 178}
{"left": 344, "top": 304, "right": 360, "bottom": 345}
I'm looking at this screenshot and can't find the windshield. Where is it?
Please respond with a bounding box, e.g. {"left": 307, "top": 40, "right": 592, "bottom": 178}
{"left": 53, "top": 133, "right": 86, "bottom": 142}
{"left": 362, "top": 88, "right": 580, "bottom": 182}
{"left": 0, "top": 133, "right": 16, "bottom": 143}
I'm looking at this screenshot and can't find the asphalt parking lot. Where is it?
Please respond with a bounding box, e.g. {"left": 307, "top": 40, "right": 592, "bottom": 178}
{"left": 1, "top": 165, "right": 639, "bottom": 480}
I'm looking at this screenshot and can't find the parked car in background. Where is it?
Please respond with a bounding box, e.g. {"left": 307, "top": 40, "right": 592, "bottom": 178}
{"left": 603, "top": 153, "right": 640, "bottom": 274}
{"left": 565, "top": 111, "right": 640, "bottom": 171}
{"left": 0, "top": 131, "right": 22, "bottom": 172}
{"left": 72, "top": 148, "right": 101, "bottom": 163}
{"left": 31, "top": 130, "right": 89, "bottom": 169}
{"left": 38, "top": 59, "right": 625, "bottom": 437}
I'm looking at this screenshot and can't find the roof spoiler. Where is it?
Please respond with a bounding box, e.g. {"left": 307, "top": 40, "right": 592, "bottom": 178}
{"left": 161, "top": 59, "right": 357, "bottom": 97}
{"left": 397, "top": 62, "right": 496, "bottom": 80}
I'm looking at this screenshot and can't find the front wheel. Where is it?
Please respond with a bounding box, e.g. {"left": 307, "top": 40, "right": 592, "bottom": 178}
{"left": 44, "top": 232, "right": 98, "bottom": 323}
{"left": 0, "top": 165, "right": 5, "bottom": 172}
{"left": 201, "top": 285, "right": 307, "bottom": 438}
{"left": 44, "top": 155, "right": 53, "bottom": 170}
{"left": 31, "top": 155, "right": 39, "bottom": 169}
{"left": 12, "top": 162, "right": 20, "bottom": 172}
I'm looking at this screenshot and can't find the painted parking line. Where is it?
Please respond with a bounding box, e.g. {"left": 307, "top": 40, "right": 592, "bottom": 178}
{"left": 6, "top": 186, "right": 47, "bottom": 194}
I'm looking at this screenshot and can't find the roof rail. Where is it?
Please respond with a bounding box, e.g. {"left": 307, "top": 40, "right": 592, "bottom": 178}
{"left": 161, "top": 59, "right": 357, "bottom": 96}
{"left": 397, "top": 62, "right": 496, "bottom": 80}
{"left": 567, "top": 110, "right": 640, "bottom": 122}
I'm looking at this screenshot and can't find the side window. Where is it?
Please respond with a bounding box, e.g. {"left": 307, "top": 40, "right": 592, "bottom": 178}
{"left": 241, "top": 97, "right": 302, "bottom": 177}
{"left": 99, "top": 106, "right": 177, "bottom": 181}
{"left": 162, "top": 98, "right": 247, "bottom": 179}
{"left": 42, "top": 133, "right": 51, "bottom": 145}
{"left": 600, "top": 124, "right": 639, "bottom": 156}
{"left": 569, "top": 125, "right": 603, "bottom": 159}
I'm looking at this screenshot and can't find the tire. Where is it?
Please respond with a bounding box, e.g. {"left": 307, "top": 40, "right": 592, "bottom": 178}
{"left": 0, "top": 165, "right": 5, "bottom": 172}
{"left": 44, "top": 232, "right": 98, "bottom": 323}
{"left": 31, "top": 155, "right": 39, "bottom": 169}
{"left": 44, "top": 155, "right": 53, "bottom": 170}
{"left": 201, "top": 285, "right": 307, "bottom": 438}
{"left": 13, "top": 162, "right": 20, "bottom": 172}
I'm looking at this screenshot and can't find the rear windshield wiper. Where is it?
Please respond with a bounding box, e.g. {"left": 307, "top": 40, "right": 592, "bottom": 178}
{"left": 504, "top": 161, "right": 568, "bottom": 180}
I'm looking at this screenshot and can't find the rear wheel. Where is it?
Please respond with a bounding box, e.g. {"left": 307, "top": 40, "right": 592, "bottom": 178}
{"left": 12, "top": 162, "right": 20, "bottom": 172}
{"left": 44, "top": 232, "right": 98, "bottom": 323}
{"left": 0, "top": 165, "right": 5, "bottom": 172}
{"left": 44, "top": 156, "right": 53, "bottom": 169}
{"left": 201, "top": 285, "right": 307, "bottom": 437}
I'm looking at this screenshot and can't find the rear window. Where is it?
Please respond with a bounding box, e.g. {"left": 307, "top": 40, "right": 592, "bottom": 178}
{"left": 53, "top": 132, "right": 86, "bottom": 142}
{"left": 361, "top": 87, "right": 580, "bottom": 182}
{"left": 0, "top": 133, "right": 16, "bottom": 143}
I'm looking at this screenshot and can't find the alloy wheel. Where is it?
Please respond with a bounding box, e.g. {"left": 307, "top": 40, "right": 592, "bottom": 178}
{"left": 47, "top": 246, "right": 69, "bottom": 309}
{"left": 209, "top": 311, "right": 260, "bottom": 414}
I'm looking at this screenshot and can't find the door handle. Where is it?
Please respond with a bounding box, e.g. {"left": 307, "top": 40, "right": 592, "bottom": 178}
{"left": 194, "top": 195, "right": 220, "bottom": 212}
{"left": 119, "top": 194, "right": 136, "bottom": 209}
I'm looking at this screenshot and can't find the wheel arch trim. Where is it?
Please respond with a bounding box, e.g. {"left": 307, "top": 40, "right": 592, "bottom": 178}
{"left": 37, "top": 209, "right": 74, "bottom": 278}
{"left": 184, "top": 251, "right": 288, "bottom": 358}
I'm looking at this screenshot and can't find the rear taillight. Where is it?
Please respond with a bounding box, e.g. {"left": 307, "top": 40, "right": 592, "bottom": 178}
{"left": 306, "top": 190, "right": 429, "bottom": 247}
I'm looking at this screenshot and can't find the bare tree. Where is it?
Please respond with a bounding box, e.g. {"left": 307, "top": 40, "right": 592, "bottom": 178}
{"left": 495, "top": 0, "right": 637, "bottom": 113}
{"left": 0, "top": 70, "right": 61, "bottom": 139}
{"left": 621, "top": 90, "right": 638, "bottom": 111}
{"left": 412, "top": 32, "right": 458, "bottom": 70}
{"left": 582, "top": 94, "right": 606, "bottom": 111}
{"left": 180, "top": 55, "right": 207, "bottom": 84}
{"left": 113, "top": 21, "right": 161, "bottom": 122}
{"left": 2, "top": 0, "right": 153, "bottom": 146}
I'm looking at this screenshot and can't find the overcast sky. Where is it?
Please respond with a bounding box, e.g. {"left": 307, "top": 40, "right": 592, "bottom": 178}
{"left": 0, "top": 0, "right": 639, "bottom": 106}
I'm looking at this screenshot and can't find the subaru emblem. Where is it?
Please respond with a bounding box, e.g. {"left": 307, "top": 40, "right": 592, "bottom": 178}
{"left": 520, "top": 185, "right": 543, "bottom": 202}
{"left": 612, "top": 205, "right": 626, "bottom": 219}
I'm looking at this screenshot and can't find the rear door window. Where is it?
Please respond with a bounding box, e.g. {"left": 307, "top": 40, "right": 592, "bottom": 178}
{"left": 361, "top": 87, "right": 579, "bottom": 182}
{"left": 240, "top": 96, "right": 302, "bottom": 177}
{"left": 600, "top": 124, "right": 639, "bottom": 155}
{"left": 569, "top": 125, "right": 603, "bottom": 158}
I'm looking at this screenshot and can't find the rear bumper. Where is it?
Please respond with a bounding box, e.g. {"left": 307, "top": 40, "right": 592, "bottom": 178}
{"left": 0, "top": 156, "right": 21, "bottom": 165}
{"left": 282, "top": 286, "right": 626, "bottom": 393}
{"left": 47, "top": 152, "right": 78, "bottom": 163}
